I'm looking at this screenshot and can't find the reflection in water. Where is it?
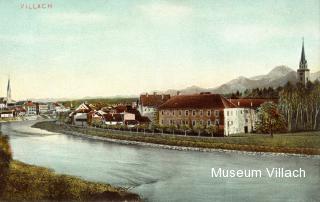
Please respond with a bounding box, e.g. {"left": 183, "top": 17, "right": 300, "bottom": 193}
{"left": 1, "top": 121, "right": 319, "bottom": 202}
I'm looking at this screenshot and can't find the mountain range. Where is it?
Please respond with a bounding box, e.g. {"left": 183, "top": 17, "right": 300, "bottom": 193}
{"left": 161, "top": 66, "right": 320, "bottom": 95}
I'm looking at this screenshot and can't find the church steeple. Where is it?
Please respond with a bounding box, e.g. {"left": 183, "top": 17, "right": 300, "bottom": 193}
{"left": 6, "top": 76, "right": 11, "bottom": 103}
{"left": 299, "top": 38, "right": 308, "bottom": 69}
{"left": 297, "top": 38, "right": 310, "bottom": 85}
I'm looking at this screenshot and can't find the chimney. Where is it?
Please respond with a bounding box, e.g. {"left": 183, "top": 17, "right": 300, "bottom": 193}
{"left": 177, "top": 91, "right": 180, "bottom": 96}
{"left": 146, "top": 93, "right": 148, "bottom": 97}
{"left": 153, "top": 92, "right": 157, "bottom": 95}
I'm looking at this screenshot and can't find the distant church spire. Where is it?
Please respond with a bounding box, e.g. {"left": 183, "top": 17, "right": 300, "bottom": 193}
{"left": 299, "top": 38, "right": 308, "bottom": 69}
{"left": 297, "top": 38, "right": 310, "bottom": 85}
{"left": 7, "top": 76, "right": 11, "bottom": 103}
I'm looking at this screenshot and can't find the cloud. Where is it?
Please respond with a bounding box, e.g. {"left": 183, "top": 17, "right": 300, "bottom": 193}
{"left": 138, "top": 2, "right": 192, "bottom": 22}
{"left": 41, "top": 12, "right": 107, "bottom": 24}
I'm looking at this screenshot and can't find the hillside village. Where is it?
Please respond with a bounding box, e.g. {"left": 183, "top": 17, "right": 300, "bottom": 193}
{"left": 1, "top": 42, "right": 319, "bottom": 136}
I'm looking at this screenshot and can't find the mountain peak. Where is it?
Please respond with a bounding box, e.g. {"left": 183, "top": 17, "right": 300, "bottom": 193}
{"left": 267, "top": 65, "right": 294, "bottom": 77}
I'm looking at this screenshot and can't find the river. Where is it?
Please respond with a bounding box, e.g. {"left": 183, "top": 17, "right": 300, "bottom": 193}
{"left": 1, "top": 121, "right": 319, "bottom": 202}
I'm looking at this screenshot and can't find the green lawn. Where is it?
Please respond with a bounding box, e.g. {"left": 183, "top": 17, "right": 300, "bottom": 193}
{"left": 34, "top": 121, "right": 320, "bottom": 155}
{"left": 2, "top": 160, "right": 140, "bottom": 201}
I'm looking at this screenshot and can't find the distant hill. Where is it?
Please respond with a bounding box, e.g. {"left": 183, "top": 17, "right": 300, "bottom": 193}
{"left": 161, "top": 66, "right": 320, "bottom": 95}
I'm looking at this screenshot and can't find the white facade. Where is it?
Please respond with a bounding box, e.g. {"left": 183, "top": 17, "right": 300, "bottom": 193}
{"left": 38, "top": 104, "right": 49, "bottom": 114}
{"left": 224, "top": 108, "right": 256, "bottom": 136}
{"left": 73, "top": 113, "right": 88, "bottom": 127}
{"left": 123, "top": 112, "right": 135, "bottom": 121}
{"left": 0, "top": 112, "right": 14, "bottom": 118}
{"left": 26, "top": 105, "right": 37, "bottom": 115}
{"left": 138, "top": 105, "right": 156, "bottom": 122}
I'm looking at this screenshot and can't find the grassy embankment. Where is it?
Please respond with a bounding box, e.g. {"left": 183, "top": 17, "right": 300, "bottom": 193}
{"left": 34, "top": 121, "right": 320, "bottom": 155}
{"left": 2, "top": 160, "right": 140, "bottom": 201}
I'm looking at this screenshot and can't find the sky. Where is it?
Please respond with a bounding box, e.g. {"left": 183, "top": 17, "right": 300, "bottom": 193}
{"left": 0, "top": 0, "right": 319, "bottom": 100}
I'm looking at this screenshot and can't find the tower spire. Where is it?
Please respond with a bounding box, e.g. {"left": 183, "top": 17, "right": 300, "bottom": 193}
{"left": 299, "top": 37, "right": 307, "bottom": 69}
{"left": 6, "top": 76, "right": 11, "bottom": 103}
{"left": 297, "top": 37, "right": 310, "bottom": 85}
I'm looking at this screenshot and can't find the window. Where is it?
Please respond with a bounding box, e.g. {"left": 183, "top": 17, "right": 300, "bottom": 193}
{"left": 179, "top": 110, "right": 182, "bottom": 116}
{"left": 192, "top": 120, "right": 196, "bottom": 126}
{"left": 245, "top": 119, "right": 248, "bottom": 123}
{"left": 167, "top": 111, "right": 169, "bottom": 115}
{"left": 170, "top": 120, "right": 174, "bottom": 125}
{"left": 161, "top": 120, "right": 164, "bottom": 124}
{"left": 192, "top": 110, "right": 196, "bottom": 116}
{"left": 207, "top": 120, "right": 211, "bottom": 126}
{"left": 200, "top": 110, "right": 203, "bottom": 116}
{"left": 200, "top": 120, "right": 203, "bottom": 125}
{"left": 161, "top": 111, "right": 164, "bottom": 115}
{"left": 185, "top": 110, "right": 189, "bottom": 116}
{"left": 227, "top": 111, "right": 229, "bottom": 116}
{"left": 207, "top": 110, "right": 211, "bottom": 116}
{"left": 215, "top": 110, "right": 219, "bottom": 117}
{"left": 186, "top": 120, "right": 189, "bottom": 125}
{"left": 215, "top": 119, "right": 220, "bottom": 125}
{"left": 172, "top": 111, "right": 175, "bottom": 116}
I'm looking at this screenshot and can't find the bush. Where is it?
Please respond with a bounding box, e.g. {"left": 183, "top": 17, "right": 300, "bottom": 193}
{"left": 0, "top": 134, "right": 12, "bottom": 196}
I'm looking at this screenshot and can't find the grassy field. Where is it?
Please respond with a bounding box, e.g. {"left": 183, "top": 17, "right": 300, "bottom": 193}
{"left": 1, "top": 160, "right": 140, "bottom": 201}
{"left": 34, "top": 121, "right": 320, "bottom": 155}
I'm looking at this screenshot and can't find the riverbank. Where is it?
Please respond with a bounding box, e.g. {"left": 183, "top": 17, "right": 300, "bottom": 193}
{"left": 33, "top": 121, "right": 320, "bottom": 156}
{"left": 1, "top": 160, "right": 140, "bottom": 201}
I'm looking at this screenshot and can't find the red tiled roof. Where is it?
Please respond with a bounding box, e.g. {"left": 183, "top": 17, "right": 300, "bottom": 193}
{"left": 140, "top": 94, "right": 170, "bottom": 107}
{"left": 229, "top": 99, "right": 278, "bottom": 109}
{"left": 158, "top": 94, "right": 236, "bottom": 109}
{"left": 103, "top": 113, "right": 123, "bottom": 122}
{"left": 25, "top": 101, "right": 35, "bottom": 107}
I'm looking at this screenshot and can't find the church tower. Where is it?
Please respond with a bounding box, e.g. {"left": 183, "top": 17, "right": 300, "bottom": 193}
{"left": 297, "top": 38, "right": 310, "bottom": 85}
{"left": 6, "top": 77, "right": 11, "bottom": 103}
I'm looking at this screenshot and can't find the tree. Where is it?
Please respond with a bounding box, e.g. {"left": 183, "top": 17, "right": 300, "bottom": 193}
{"left": 194, "top": 123, "right": 204, "bottom": 136}
{"left": 206, "top": 125, "right": 218, "bottom": 137}
{"left": 0, "top": 134, "right": 12, "bottom": 196}
{"left": 92, "top": 118, "right": 103, "bottom": 128}
{"left": 169, "top": 125, "right": 177, "bottom": 135}
{"left": 180, "top": 124, "right": 190, "bottom": 136}
{"left": 256, "top": 102, "right": 286, "bottom": 137}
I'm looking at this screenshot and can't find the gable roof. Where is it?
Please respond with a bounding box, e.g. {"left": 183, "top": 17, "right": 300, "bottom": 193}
{"left": 140, "top": 94, "right": 170, "bottom": 107}
{"left": 75, "top": 103, "right": 92, "bottom": 113}
{"left": 158, "top": 94, "right": 236, "bottom": 110}
{"left": 229, "top": 98, "right": 278, "bottom": 109}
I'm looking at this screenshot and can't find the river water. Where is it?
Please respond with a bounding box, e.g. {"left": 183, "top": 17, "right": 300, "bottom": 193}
{"left": 1, "top": 121, "right": 319, "bottom": 202}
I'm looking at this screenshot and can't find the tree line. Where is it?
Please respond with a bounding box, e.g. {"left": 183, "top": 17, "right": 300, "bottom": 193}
{"left": 279, "top": 81, "right": 320, "bottom": 131}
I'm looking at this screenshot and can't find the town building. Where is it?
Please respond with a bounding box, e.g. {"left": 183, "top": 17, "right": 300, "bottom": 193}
{"left": 24, "top": 101, "right": 37, "bottom": 115}
{"left": 37, "top": 103, "right": 49, "bottom": 114}
{"left": 138, "top": 92, "right": 170, "bottom": 123}
{"left": 69, "top": 102, "right": 93, "bottom": 126}
{"left": 158, "top": 93, "right": 236, "bottom": 133}
{"left": 224, "top": 98, "right": 278, "bottom": 136}
{"left": 224, "top": 108, "right": 255, "bottom": 136}
{"left": 297, "top": 39, "right": 310, "bottom": 85}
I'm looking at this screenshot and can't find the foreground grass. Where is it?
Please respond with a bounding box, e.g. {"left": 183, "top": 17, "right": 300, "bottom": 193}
{"left": 2, "top": 160, "right": 140, "bottom": 201}
{"left": 34, "top": 121, "right": 320, "bottom": 155}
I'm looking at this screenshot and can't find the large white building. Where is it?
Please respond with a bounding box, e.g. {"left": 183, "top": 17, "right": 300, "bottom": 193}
{"left": 224, "top": 108, "right": 256, "bottom": 136}
{"left": 138, "top": 93, "right": 170, "bottom": 123}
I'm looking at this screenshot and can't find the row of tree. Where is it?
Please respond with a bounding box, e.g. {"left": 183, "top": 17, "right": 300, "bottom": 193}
{"left": 227, "top": 87, "right": 282, "bottom": 99}
{"left": 279, "top": 81, "right": 320, "bottom": 131}
{"left": 91, "top": 119, "right": 221, "bottom": 137}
